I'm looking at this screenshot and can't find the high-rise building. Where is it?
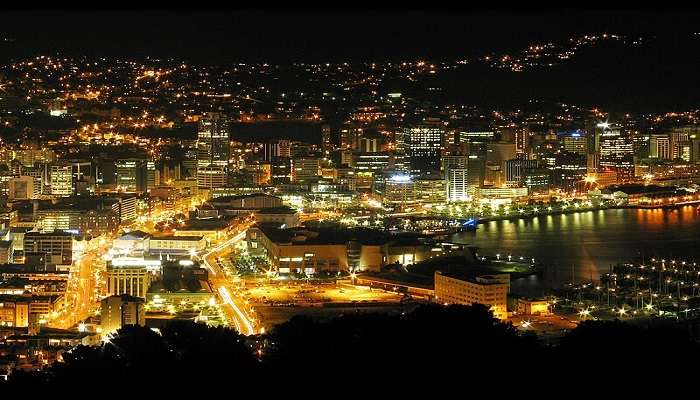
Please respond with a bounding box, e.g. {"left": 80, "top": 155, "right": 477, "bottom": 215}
{"left": 464, "top": 140, "right": 488, "bottom": 188}
{"left": 562, "top": 132, "right": 587, "bottom": 155}
{"left": 552, "top": 152, "right": 586, "bottom": 189}
{"left": 515, "top": 127, "right": 530, "bottom": 155}
{"left": 276, "top": 140, "right": 292, "bottom": 158}
{"left": 359, "top": 137, "right": 381, "bottom": 153}
{"left": 146, "top": 160, "right": 159, "bottom": 191}
{"left": 50, "top": 161, "right": 92, "bottom": 197}
{"left": 353, "top": 152, "right": 390, "bottom": 176}
{"left": 599, "top": 126, "right": 634, "bottom": 182}
{"left": 650, "top": 134, "right": 671, "bottom": 159}
{"left": 670, "top": 130, "right": 690, "bottom": 160}
{"left": 340, "top": 125, "right": 363, "bottom": 151}
{"left": 23, "top": 231, "right": 73, "bottom": 268}
{"left": 50, "top": 164, "right": 73, "bottom": 197}
{"left": 406, "top": 120, "right": 443, "bottom": 172}
{"left": 271, "top": 157, "right": 292, "bottom": 184}
{"left": 522, "top": 168, "right": 551, "bottom": 194}
{"left": 197, "top": 113, "right": 230, "bottom": 189}
{"left": 504, "top": 159, "right": 539, "bottom": 186}
{"left": 447, "top": 168, "right": 469, "bottom": 202}
{"left": 100, "top": 294, "right": 145, "bottom": 335}
{"left": 8, "top": 176, "right": 37, "bottom": 200}
{"left": 443, "top": 155, "right": 469, "bottom": 202}
{"left": 586, "top": 121, "right": 604, "bottom": 173}
{"left": 415, "top": 174, "right": 446, "bottom": 204}
{"left": 321, "top": 124, "right": 333, "bottom": 156}
{"left": 291, "top": 158, "right": 320, "bottom": 182}
{"left": 384, "top": 174, "right": 416, "bottom": 205}
{"left": 116, "top": 159, "right": 147, "bottom": 192}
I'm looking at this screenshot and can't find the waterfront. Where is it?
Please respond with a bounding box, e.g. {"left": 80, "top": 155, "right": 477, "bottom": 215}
{"left": 451, "top": 206, "right": 700, "bottom": 296}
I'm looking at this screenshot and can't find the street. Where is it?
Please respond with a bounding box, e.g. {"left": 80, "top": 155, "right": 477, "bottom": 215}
{"left": 200, "top": 224, "right": 259, "bottom": 336}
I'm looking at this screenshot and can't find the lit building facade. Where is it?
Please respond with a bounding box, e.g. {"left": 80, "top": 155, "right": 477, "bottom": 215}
{"left": 100, "top": 294, "right": 145, "bottom": 334}
{"left": 197, "top": 113, "right": 230, "bottom": 189}
{"left": 434, "top": 272, "right": 509, "bottom": 320}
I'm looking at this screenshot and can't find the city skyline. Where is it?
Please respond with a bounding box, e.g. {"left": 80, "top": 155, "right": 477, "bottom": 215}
{"left": 1, "top": 8, "right": 699, "bottom": 393}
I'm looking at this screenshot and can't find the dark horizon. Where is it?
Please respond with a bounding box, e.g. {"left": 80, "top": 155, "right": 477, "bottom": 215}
{"left": 1, "top": 9, "right": 699, "bottom": 62}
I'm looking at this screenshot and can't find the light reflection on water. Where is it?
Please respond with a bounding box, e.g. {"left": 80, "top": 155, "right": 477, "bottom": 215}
{"left": 450, "top": 206, "right": 700, "bottom": 297}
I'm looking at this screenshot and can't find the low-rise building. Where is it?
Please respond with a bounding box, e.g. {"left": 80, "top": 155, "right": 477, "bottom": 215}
{"left": 147, "top": 235, "right": 206, "bottom": 256}
{"left": 247, "top": 224, "right": 443, "bottom": 274}
{"left": 434, "top": 272, "right": 509, "bottom": 320}
{"left": 516, "top": 298, "right": 551, "bottom": 315}
{"left": 106, "top": 265, "right": 150, "bottom": 299}
{"left": 254, "top": 206, "right": 301, "bottom": 228}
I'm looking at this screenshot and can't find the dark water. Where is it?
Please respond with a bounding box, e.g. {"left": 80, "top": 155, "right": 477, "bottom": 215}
{"left": 451, "top": 206, "right": 700, "bottom": 296}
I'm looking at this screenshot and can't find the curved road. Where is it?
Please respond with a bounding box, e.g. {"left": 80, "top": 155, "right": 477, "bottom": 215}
{"left": 200, "top": 228, "right": 257, "bottom": 336}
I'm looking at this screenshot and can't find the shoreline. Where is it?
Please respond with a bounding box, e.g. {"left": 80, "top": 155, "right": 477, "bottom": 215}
{"left": 444, "top": 203, "right": 699, "bottom": 225}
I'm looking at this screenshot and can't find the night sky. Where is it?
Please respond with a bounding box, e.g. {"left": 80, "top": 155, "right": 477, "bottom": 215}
{"left": 0, "top": 9, "right": 698, "bottom": 62}
{"left": 2, "top": 9, "right": 699, "bottom": 111}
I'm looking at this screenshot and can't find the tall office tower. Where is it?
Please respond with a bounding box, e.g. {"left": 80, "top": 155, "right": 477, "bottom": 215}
{"left": 691, "top": 136, "right": 700, "bottom": 162}
{"left": 585, "top": 121, "right": 604, "bottom": 173}
{"left": 515, "top": 127, "right": 530, "bottom": 155}
{"left": 321, "top": 124, "right": 333, "bottom": 156}
{"left": 443, "top": 154, "right": 468, "bottom": 201}
{"left": 498, "top": 127, "right": 516, "bottom": 143}
{"left": 0, "top": 170, "right": 15, "bottom": 197}
{"left": 670, "top": 131, "right": 690, "bottom": 160}
{"left": 675, "top": 141, "right": 692, "bottom": 162}
{"left": 466, "top": 141, "right": 487, "bottom": 187}
{"left": 406, "top": 120, "right": 443, "bottom": 172}
{"left": 359, "top": 137, "right": 381, "bottom": 153}
{"left": 197, "top": 113, "right": 230, "bottom": 189}
{"left": 50, "top": 164, "right": 73, "bottom": 197}
{"left": 630, "top": 131, "right": 649, "bottom": 160}
{"left": 599, "top": 125, "right": 634, "bottom": 181}
{"left": 504, "top": 159, "right": 540, "bottom": 186}
{"left": 552, "top": 152, "right": 587, "bottom": 189}
{"left": 354, "top": 152, "right": 390, "bottom": 175}
{"left": 458, "top": 130, "right": 495, "bottom": 144}
{"left": 146, "top": 160, "right": 159, "bottom": 191}
{"left": 384, "top": 174, "right": 416, "bottom": 205}
{"left": 262, "top": 142, "right": 276, "bottom": 162}
{"left": 23, "top": 231, "right": 73, "bottom": 267}
{"left": 447, "top": 168, "right": 469, "bottom": 202}
{"left": 442, "top": 154, "right": 469, "bottom": 171}
{"left": 100, "top": 294, "right": 145, "bottom": 335}
{"left": 271, "top": 157, "right": 292, "bottom": 184}
{"left": 276, "top": 139, "right": 292, "bottom": 158}
{"left": 8, "top": 176, "right": 37, "bottom": 200}
{"left": 340, "top": 125, "right": 363, "bottom": 150}
{"left": 522, "top": 168, "right": 551, "bottom": 194}
{"left": 389, "top": 152, "right": 410, "bottom": 172}
{"left": 487, "top": 142, "right": 517, "bottom": 166}
{"left": 291, "top": 157, "right": 321, "bottom": 182}
{"left": 562, "top": 132, "right": 587, "bottom": 155}
{"left": 20, "top": 164, "right": 45, "bottom": 195}
{"left": 443, "top": 129, "right": 459, "bottom": 147}
{"left": 649, "top": 134, "right": 671, "bottom": 159}
{"left": 181, "top": 139, "right": 198, "bottom": 178}
{"left": 116, "top": 159, "right": 148, "bottom": 192}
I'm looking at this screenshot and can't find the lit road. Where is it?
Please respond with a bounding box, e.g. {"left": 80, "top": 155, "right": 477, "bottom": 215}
{"left": 200, "top": 224, "right": 258, "bottom": 336}
{"left": 50, "top": 239, "right": 110, "bottom": 329}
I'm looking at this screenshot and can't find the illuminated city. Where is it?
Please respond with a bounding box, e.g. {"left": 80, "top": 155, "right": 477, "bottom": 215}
{"left": 0, "top": 8, "right": 699, "bottom": 394}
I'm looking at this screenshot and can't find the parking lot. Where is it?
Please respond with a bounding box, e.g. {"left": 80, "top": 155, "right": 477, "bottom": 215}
{"left": 510, "top": 313, "right": 579, "bottom": 335}
{"left": 246, "top": 281, "right": 404, "bottom": 306}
